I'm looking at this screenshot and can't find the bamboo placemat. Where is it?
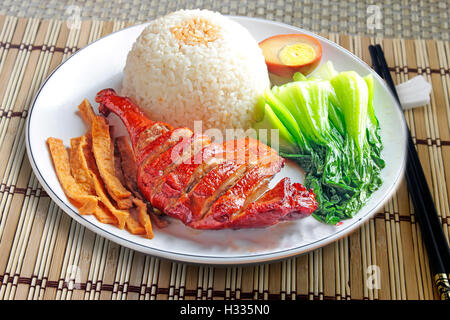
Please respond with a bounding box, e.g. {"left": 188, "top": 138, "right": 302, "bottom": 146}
{"left": 1, "top": 0, "right": 449, "bottom": 41}
{"left": 0, "top": 16, "right": 448, "bottom": 300}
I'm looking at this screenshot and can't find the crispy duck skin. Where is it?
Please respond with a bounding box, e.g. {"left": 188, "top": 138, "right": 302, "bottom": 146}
{"left": 97, "top": 88, "right": 174, "bottom": 163}
{"left": 168, "top": 158, "right": 246, "bottom": 224}
{"left": 97, "top": 89, "right": 317, "bottom": 229}
{"left": 140, "top": 133, "right": 211, "bottom": 204}
{"left": 151, "top": 142, "right": 225, "bottom": 212}
{"left": 166, "top": 137, "right": 279, "bottom": 225}
{"left": 228, "top": 177, "right": 317, "bottom": 228}
{"left": 191, "top": 151, "right": 284, "bottom": 229}
{"left": 174, "top": 138, "right": 282, "bottom": 226}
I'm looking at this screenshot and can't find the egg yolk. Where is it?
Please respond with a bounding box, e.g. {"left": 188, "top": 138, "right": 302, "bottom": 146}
{"left": 278, "top": 43, "right": 316, "bottom": 66}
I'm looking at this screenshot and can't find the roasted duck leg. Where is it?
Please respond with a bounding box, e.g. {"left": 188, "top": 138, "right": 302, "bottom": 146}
{"left": 96, "top": 89, "right": 317, "bottom": 229}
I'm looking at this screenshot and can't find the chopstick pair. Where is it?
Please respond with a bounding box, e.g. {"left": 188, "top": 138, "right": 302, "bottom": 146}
{"left": 369, "top": 44, "right": 450, "bottom": 300}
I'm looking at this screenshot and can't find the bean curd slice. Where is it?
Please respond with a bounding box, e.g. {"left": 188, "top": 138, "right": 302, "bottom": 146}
{"left": 49, "top": 99, "right": 157, "bottom": 237}
{"left": 82, "top": 134, "right": 129, "bottom": 229}
{"left": 78, "top": 98, "right": 96, "bottom": 127}
{"left": 134, "top": 198, "right": 154, "bottom": 239}
{"left": 78, "top": 99, "right": 132, "bottom": 209}
{"left": 91, "top": 115, "right": 133, "bottom": 209}
{"left": 125, "top": 209, "right": 146, "bottom": 235}
{"left": 70, "top": 136, "right": 118, "bottom": 225}
{"left": 47, "top": 137, "right": 98, "bottom": 215}
{"left": 70, "top": 137, "right": 96, "bottom": 195}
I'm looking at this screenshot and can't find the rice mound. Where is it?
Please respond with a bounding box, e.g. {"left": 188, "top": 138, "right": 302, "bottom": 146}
{"left": 122, "top": 9, "right": 270, "bottom": 133}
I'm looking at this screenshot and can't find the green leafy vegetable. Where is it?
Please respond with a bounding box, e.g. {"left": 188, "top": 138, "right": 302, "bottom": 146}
{"left": 253, "top": 101, "right": 299, "bottom": 154}
{"left": 253, "top": 61, "right": 385, "bottom": 224}
{"left": 292, "top": 72, "right": 307, "bottom": 82}
{"left": 331, "top": 71, "right": 369, "bottom": 157}
{"left": 308, "top": 60, "right": 338, "bottom": 81}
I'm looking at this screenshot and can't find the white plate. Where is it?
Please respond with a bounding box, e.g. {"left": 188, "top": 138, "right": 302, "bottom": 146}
{"left": 26, "top": 16, "right": 407, "bottom": 265}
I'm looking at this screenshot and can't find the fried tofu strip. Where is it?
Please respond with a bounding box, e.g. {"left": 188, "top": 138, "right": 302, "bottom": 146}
{"left": 125, "top": 209, "right": 146, "bottom": 235}
{"left": 133, "top": 198, "right": 154, "bottom": 239}
{"left": 70, "top": 137, "right": 96, "bottom": 195}
{"left": 94, "top": 203, "right": 117, "bottom": 225}
{"left": 78, "top": 98, "right": 96, "bottom": 127}
{"left": 77, "top": 134, "right": 129, "bottom": 229}
{"left": 70, "top": 136, "right": 118, "bottom": 225}
{"left": 91, "top": 171, "right": 128, "bottom": 229}
{"left": 47, "top": 137, "right": 98, "bottom": 215}
{"left": 76, "top": 99, "right": 160, "bottom": 236}
{"left": 91, "top": 115, "right": 133, "bottom": 209}
{"left": 78, "top": 100, "right": 131, "bottom": 208}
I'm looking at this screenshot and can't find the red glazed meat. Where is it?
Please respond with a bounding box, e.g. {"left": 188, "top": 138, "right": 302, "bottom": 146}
{"left": 96, "top": 89, "right": 317, "bottom": 229}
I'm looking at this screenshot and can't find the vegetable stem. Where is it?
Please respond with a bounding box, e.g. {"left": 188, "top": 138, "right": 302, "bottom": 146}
{"left": 253, "top": 61, "right": 385, "bottom": 224}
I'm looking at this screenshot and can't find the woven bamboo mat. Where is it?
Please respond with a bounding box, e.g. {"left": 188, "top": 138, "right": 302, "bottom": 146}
{"left": 0, "top": 16, "right": 448, "bottom": 300}
{"left": 1, "top": 0, "right": 449, "bottom": 41}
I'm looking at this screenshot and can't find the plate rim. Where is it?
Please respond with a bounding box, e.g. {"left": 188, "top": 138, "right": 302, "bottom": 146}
{"left": 25, "top": 15, "right": 407, "bottom": 265}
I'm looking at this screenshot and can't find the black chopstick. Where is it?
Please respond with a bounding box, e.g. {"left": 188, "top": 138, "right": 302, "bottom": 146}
{"left": 369, "top": 44, "right": 450, "bottom": 300}
{"left": 372, "top": 44, "right": 450, "bottom": 271}
{"left": 371, "top": 44, "right": 450, "bottom": 271}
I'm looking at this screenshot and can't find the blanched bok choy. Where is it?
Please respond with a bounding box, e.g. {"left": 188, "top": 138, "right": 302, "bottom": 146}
{"left": 253, "top": 62, "right": 385, "bottom": 224}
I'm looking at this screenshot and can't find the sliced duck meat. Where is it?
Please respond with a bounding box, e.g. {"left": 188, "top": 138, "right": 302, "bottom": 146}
{"left": 229, "top": 177, "right": 317, "bottom": 228}
{"left": 151, "top": 142, "right": 224, "bottom": 211}
{"left": 166, "top": 137, "right": 275, "bottom": 225}
{"left": 138, "top": 133, "right": 211, "bottom": 205}
{"left": 97, "top": 89, "right": 318, "bottom": 230}
{"left": 114, "top": 136, "right": 141, "bottom": 199}
{"left": 168, "top": 160, "right": 248, "bottom": 225}
{"left": 191, "top": 147, "right": 284, "bottom": 229}
{"left": 134, "top": 127, "right": 193, "bottom": 165}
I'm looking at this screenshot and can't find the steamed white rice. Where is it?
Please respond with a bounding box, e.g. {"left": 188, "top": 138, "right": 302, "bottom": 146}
{"left": 121, "top": 9, "right": 270, "bottom": 133}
